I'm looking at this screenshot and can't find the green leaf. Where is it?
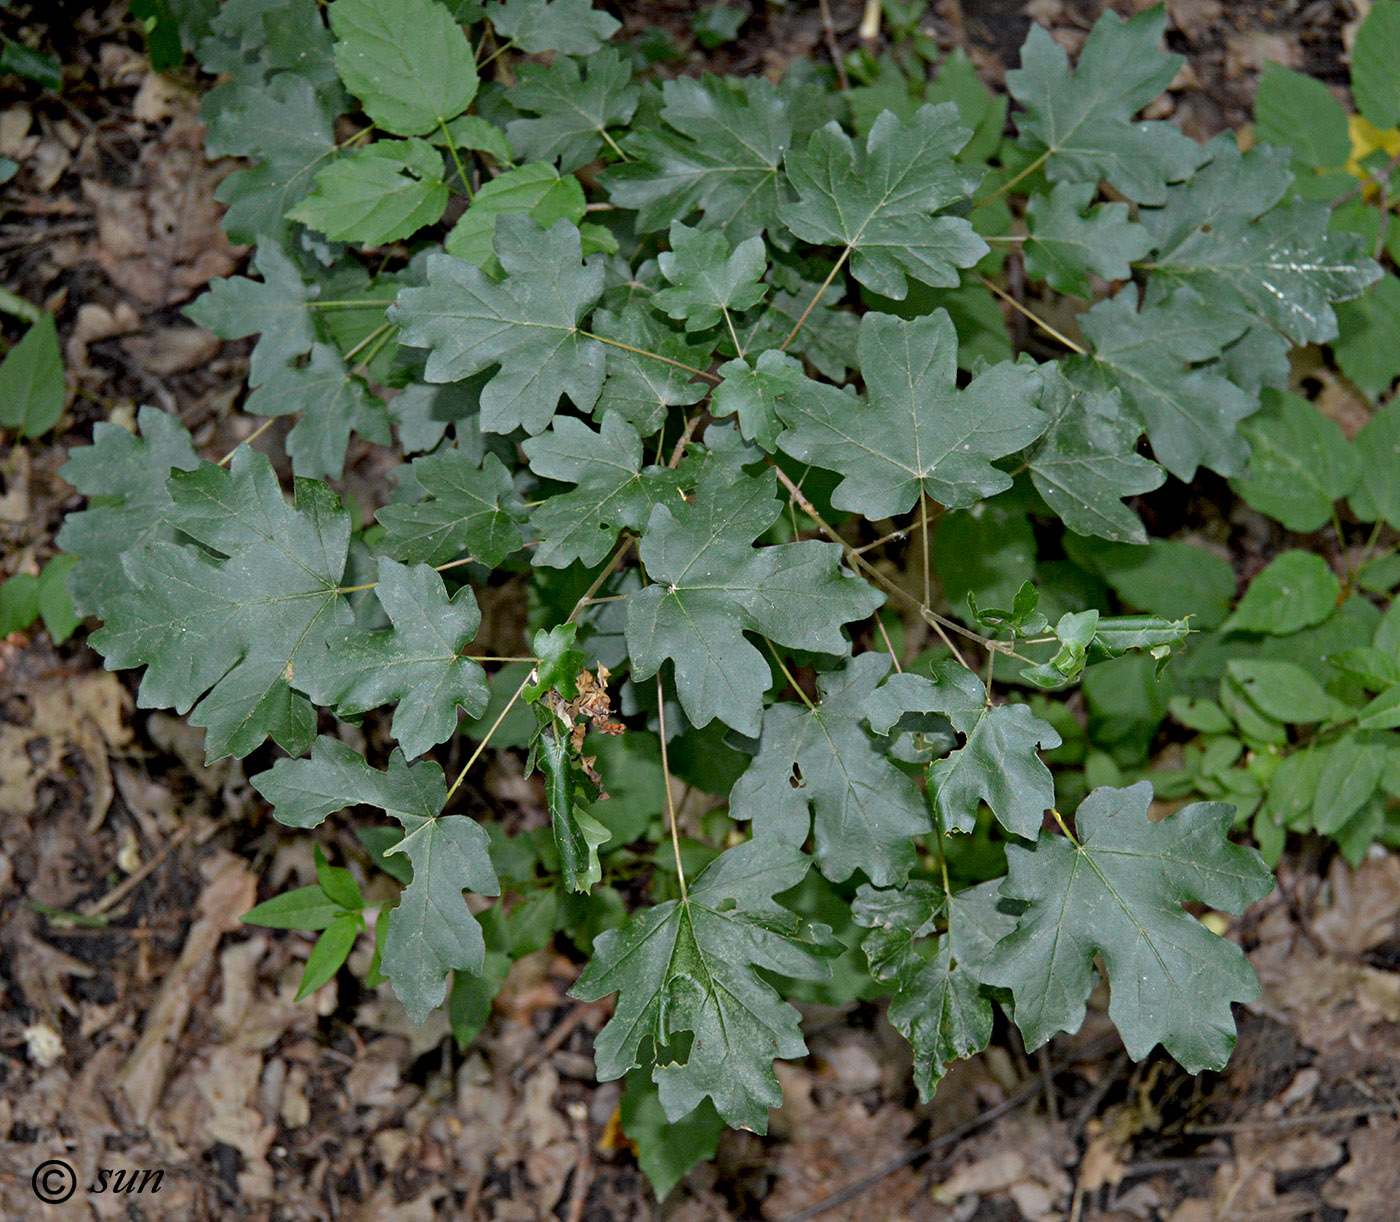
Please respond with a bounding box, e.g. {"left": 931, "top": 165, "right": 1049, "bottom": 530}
{"left": 1312, "top": 737, "right": 1385, "bottom": 834}
{"left": 244, "top": 343, "right": 391, "bottom": 479}
{"left": 435, "top": 114, "right": 514, "bottom": 164}
{"left": 1226, "top": 660, "right": 1351, "bottom": 724}
{"left": 443, "top": 163, "right": 586, "bottom": 266}
{"left": 1027, "top": 365, "right": 1163, "bottom": 544}
{"left": 314, "top": 845, "right": 364, "bottom": 911}
{"left": 529, "top": 706, "right": 610, "bottom": 891}
{"left": 376, "top": 450, "right": 524, "bottom": 568}
{"left": 1222, "top": 550, "right": 1340, "bottom": 636}
{"left": 929, "top": 702, "right": 1062, "bottom": 837}
{"left": 860, "top": 661, "right": 987, "bottom": 737}
{"left": 589, "top": 304, "right": 711, "bottom": 435}
{"left": 330, "top": 0, "right": 477, "bottom": 136}
{"left": 392, "top": 217, "right": 606, "bottom": 434}
{"left": 251, "top": 736, "right": 500, "bottom": 1023}
{"left": 1068, "top": 285, "right": 1256, "bottom": 481}
{"left": 0, "top": 37, "right": 63, "bottom": 90}
{"left": 89, "top": 448, "right": 352, "bottom": 761}
{"left": 1350, "top": 399, "right": 1400, "bottom": 528}
{"left": 1353, "top": 0, "right": 1400, "bottom": 129}
{"left": 1023, "top": 181, "right": 1153, "bottom": 298}
{"left": 0, "top": 574, "right": 38, "bottom": 637}
{"left": 0, "top": 313, "right": 64, "bottom": 438}
{"left": 1142, "top": 137, "right": 1381, "bottom": 346}
{"left": 742, "top": 262, "right": 859, "bottom": 381}
{"left": 505, "top": 49, "right": 637, "bottom": 172}
{"left": 605, "top": 74, "right": 800, "bottom": 245}
{"left": 242, "top": 885, "right": 344, "bottom": 931}
{"left": 1333, "top": 275, "right": 1400, "bottom": 401}
{"left": 1229, "top": 389, "right": 1358, "bottom": 532}
{"left": 729, "top": 654, "right": 932, "bottom": 886}
{"left": 36, "top": 554, "right": 79, "bottom": 644}
{"left": 300, "top": 557, "right": 489, "bottom": 758}
{"left": 1067, "top": 536, "right": 1235, "bottom": 629}
{"left": 571, "top": 838, "right": 837, "bottom": 1133}
{"left": 521, "top": 412, "right": 685, "bottom": 569}
{"left": 1253, "top": 63, "right": 1350, "bottom": 170}
{"left": 288, "top": 139, "right": 448, "bottom": 244}
{"left": 619, "top": 1073, "right": 724, "bottom": 1201}
{"left": 1006, "top": 7, "right": 1202, "bottom": 203}
{"left": 525, "top": 623, "right": 585, "bottom": 701}
{"left": 184, "top": 240, "right": 319, "bottom": 388}
{"left": 296, "top": 913, "right": 362, "bottom": 999}
{"left": 984, "top": 781, "right": 1274, "bottom": 1070}
{"left": 625, "top": 465, "right": 882, "bottom": 736}
{"left": 487, "top": 0, "right": 619, "bottom": 54}
{"left": 779, "top": 104, "right": 987, "bottom": 299}
{"left": 57, "top": 406, "right": 202, "bottom": 618}
{"left": 654, "top": 222, "right": 767, "bottom": 332}
{"left": 776, "top": 310, "right": 1045, "bottom": 518}
{"left": 711, "top": 349, "right": 806, "bottom": 452}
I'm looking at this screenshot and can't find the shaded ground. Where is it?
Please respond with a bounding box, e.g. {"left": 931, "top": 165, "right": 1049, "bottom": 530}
{"left": 2, "top": 2, "right": 1398, "bottom": 1220}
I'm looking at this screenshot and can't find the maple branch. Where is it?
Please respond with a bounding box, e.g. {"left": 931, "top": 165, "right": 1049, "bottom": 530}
{"left": 874, "top": 614, "right": 903, "bottom": 673}
{"left": 781, "top": 247, "right": 850, "bottom": 351}
{"left": 656, "top": 672, "right": 689, "bottom": 903}
{"left": 977, "top": 275, "right": 1085, "bottom": 355}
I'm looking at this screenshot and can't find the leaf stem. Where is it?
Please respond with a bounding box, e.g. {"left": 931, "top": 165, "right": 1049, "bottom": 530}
{"left": 973, "top": 151, "right": 1047, "bottom": 210}
{"left": 721, "top": 303, "right": 744, "bottom": 359}
{"left": 656, "top": 672, "right": 689, "bottom": 903}
{"left": 977, "top": 275, "right": 1085, "bottom": 355}
{"left": 584, "top": 331, "right": 721, "bottom": 382}
{"left": 920, "top": 491, "right": 931, "bottom": 610}
{"left": 1050, "top": 807, "right": 1081, "bottom": 848}
{"left": 781, "top": 247, "right": 850, "bottom": 351}
{"left": 216, "top": 417, "right": 275, "bottom": 466}
{"left": 767, "top": 639, "right": 816, "bottom": 710}
{"left": 344, "top": 321, "right": 397, "bottom": 365}
{"left": 438, "top": 117, "right": 474, "bottom": 200}
{"left": 874, "top": 614, "right": 903, "bottom": 673}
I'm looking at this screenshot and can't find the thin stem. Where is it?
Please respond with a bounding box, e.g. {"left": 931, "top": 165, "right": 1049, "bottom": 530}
{"left": 973, "top": 151, "right": 1047, "bottom": 210}
{"left": 978, "top": 275, "right": 1086, "bottom": 354}
{"left": 216, "top": 417, "right": 275, "bottom": 465}
{"left": 584, "top": 332, "right": 720, "bottom": 382}
{"left": 667, "top": 409, "right": 706, "bottom": 468}
{"left": 308, "top": 299, "right": 395, "bottom": 310}
{"left": 657, "top": 673, "right": 688, "bottom": 903}
{"left": 936, "top": 831, "right": 952, "bottom": 900}
{"left": 781, "top": 247, "right": 850, "bottom": 350}
{"left": 445, "top": 672, "right": 532, "bottom": 801}
{"left": 919, "top": 491, "right": 931, "bottom": 610}
{"left": 343, "top": 321, "right": 396, "bottom": 365}
{"left": 599, "top": 128, "right": 629, "bottom": 163}
{"left": 438, "top": 118, "right": 473, "bottom": 200}
{"left": 875, "top": 614, "right": 903, "bottom": 673}
{"left": 1050, "top": 807, "right": 1081, "bottom": 848}
{"left": 721, "top": 303, "right": 744, "bottom": 359}
{"left": 983, "top": 234, "right": 1029, "bottom": 243}
{"left": 767, "top": 640, "right": 816, "bottom": 710}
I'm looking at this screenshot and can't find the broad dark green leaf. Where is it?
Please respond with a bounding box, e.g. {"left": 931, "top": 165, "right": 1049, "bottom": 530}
{"left": 1350, "top": 399, "right": 1400, "bottom": 528}
{"left": 625, "top": 465, "right": 882, "bottom": 736}
{"left": 571, "top": 838, "right": 838, "bottom": 1132}
{"left": 1023, "top": 181, "right": 1152, "bottom": 298}
{"left": 779, "top": 104, "right": 986, "bottom": 299}
{"left": 521, "top": 412, "right": 685, "bottom": 569}
{"left": 288, "top": 138, "right": 448, "bottom": 244}
{"left": 505, "top": 49, "right": 637, "bottom": 172}
{"left": 729, "top": 654, "right": 931, "bottom": 886}
{"left": 929, "top": 702, "right": 1061, "bottom": 837}
{"left": 330, "top": 0, "right": 477, "bottom": 136}
{"left": 1254, "top": 63, "right": 1350, "bottom": 171}
{"left": 299, "top": 558, "right": 489, "bottom": 758}
{"left": 57, "top": 406, "right": 201, "bottom": 617}
{"left": 1353, "top": 0, "right": 1400, "bottom": 129}
{"left": 654, "top": 221, "right": 767, "bottom": 332}
{"left": 776, "top": 310, "right": 1046, "bottom": 518}
{"left": 619, "top": 1073, "right": 725, "bottom": 1202}
{"left": 443, "top": 163, "right": 586, "bottom": 266}
{"left": 393, "top": 217, "right": 606, "bottom": 434}
{"left": 1027, "top": 364, "right": 1163, "bottom": 544}
{"left": 0, "top": 313, "right": 64, "bottom": 438}
{"left": 1333, "top": 274, "right": 1400, "bottom": 401}
{"left": 1006, "top": 7, "right": 1202, "bottom": 203}
{"left": 528, "top": 705, "right": 610, "bottom": 891}
{"left": 1066, "top": 535, "right": 1236, "bottom": 629}
{"left": 487, "top": 0, "right": 619, "bottom": 54}
{"left": 711, "top": 349, "right": 806, "bottom": 452}
{"left": 376, "top": 450, "right": 524, "bottom": 567}
{"left": 252, "top": 736, "right": 500, "bottom": 1022}
{"left": 89, "top": 448, "right": 352, "bottom": 761}
{"left": 242, "top": 885, "right": 344, "bottom": 931}
{"left": 1226, "top": 659, "right": 1351, "bottom": 725}
{"left": 589, "top": 304, "right": 711, "bottom": 435}
{"left": 1222, "top": 550, "right": 1340, "bottom": 636}
{"left": 984, "top": 781, "right": 1274, "bottom": 1070}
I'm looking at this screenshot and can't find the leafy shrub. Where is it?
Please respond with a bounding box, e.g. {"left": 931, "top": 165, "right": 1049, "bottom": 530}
{"left": 64, "top": 0, "right": 1393, "bottom": 1191}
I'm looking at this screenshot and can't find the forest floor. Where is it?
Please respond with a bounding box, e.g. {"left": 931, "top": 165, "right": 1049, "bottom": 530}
{"left": 2, "top": 1, "right": 1399, "bottom": 1220}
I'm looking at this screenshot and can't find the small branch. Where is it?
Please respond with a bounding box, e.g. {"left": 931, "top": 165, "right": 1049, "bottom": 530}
{"left": 216, "top": 417, "right": 275, "bottom": 466}
{"left": 767, "top": 639, "right": 816, "bottom": 710}
{"left": 817, "top": 0, "right": 850, "bottom": 91}
{"left": 978, "top": 275, "right": 1085, "bottom": 354}
{"left": 585, "top": 332, "right": 720, "bottom": 382}
{"left": 437, "top": 117, "right": 474, "bottom": 200}
{"left": 781, "top": 247, "right": 850, "bottom": 351}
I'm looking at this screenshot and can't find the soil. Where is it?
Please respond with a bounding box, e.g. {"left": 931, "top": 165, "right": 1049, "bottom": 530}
{"left": 2, "top": 2, "right": 1397, "bottom": 1220}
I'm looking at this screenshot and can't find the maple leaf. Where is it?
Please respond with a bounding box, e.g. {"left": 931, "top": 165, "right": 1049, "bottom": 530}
{"left": 776, "top": 310, "right": 1046, "bottom": 518}
{"left": 779, "top": 103, "right": 987, "bottom": 298}
{"left": 711, "top": 349, "right": 808, "bottom": 452}
{"left": 505, "top": 49, "right": 638, "bottom": 172}
{"left": 521, "top": 413, "right": 685, "bottom": 569}
{"left": 571, "top": 838, "right": 840, "bottom": 1132}
{"left": 1026, "top": 363, "right": 1164, "bottom": 544}
{"left": 252, "top": 736, "right": 500, "bottom": 1023}
{"left": 589, "top": 304, "right": 711, "bottom": 435}
{"left": 654, "top": 221, "right": 767, "bottom": 332}
{"left": 184, "top": 239, "right": 319, "bottom": 388}
{"left": 57, "top": 406, "right": 201, "bottom": 619}
{"left": 88, "top": 448, "right": 352, "bottom": 761}
{"left": 392, "top": 216, "right": 607, "bottom": 434}
{"left": 1023, "top": 181, "right": 1153, "bottom": 298}
{"left": 1006, "top": 6, "right": 1203, "bottom": 204}
{"left": 486, "top": 0, "right": 620, "bottom": 55}
{"left": 730, "top": 654, "right": 939, "bottom": 886}
{"left": 1140, "top": 137, "right": 1381, "bottom": 345}
{"left": 929, "top": 702, "right": 1062, "bottom": 837}
{"left": 376, "top": 449, "right": 524, "bottom": 568}
{"left": 625, "top": 465, "right": 883, "bottom": 736}
{"left": 288, "top": 138, "right": 449, "bottom": 245}
{"left": 983, "top": 781, "right": 1274, "bottom": 1071}
{"left": 299, "top": 557, "right": 490, "bottom": 759}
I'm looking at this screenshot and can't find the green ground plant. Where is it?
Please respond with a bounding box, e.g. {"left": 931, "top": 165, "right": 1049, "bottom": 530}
{"left": 52, "top": 0, "right": 1399, "bottom": 1195}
